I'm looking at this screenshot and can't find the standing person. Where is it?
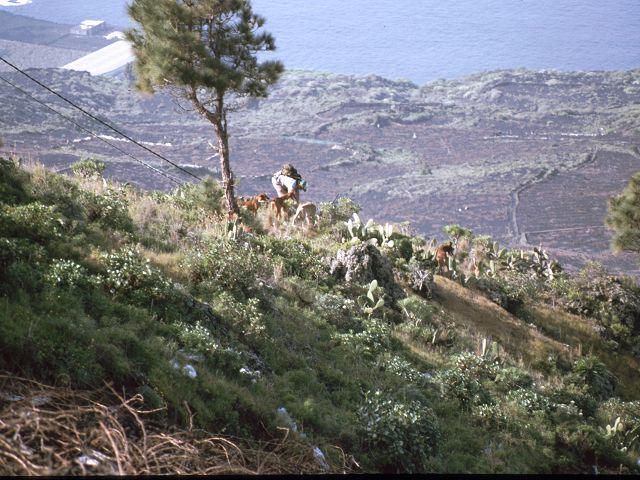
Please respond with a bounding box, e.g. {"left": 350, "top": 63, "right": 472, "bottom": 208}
{"left": 271, "top": 163, "right": 307, "bottom": 203}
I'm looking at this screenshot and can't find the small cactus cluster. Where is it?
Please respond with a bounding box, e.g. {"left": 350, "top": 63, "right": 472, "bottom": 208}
{"left": 481, "top": 243, "right": 562, "bottom": 281}
{"left": 345, "top": 213, "right": 395, "bottom": 248}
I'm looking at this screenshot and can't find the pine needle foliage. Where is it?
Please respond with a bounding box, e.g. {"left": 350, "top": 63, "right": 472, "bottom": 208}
{"left": 606, "top": 171, "right": 640, "bottom": 256}
{"left": 126, "top": 0, "right": 284, "bottom": 215}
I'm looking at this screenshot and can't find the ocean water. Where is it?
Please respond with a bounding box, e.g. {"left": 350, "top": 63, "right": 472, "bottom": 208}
{"left": 1, "top": 0, "right": 639, "bottom": 85}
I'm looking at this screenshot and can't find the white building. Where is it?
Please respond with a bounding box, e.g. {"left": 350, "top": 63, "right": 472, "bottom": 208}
{"left": 70, "top": 20, "right": 107, "bottom": 36}
{"left": 62, "top": 40, "right": 134, "bottom": 76}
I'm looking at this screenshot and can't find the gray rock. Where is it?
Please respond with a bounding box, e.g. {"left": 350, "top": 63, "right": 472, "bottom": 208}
{"left": 329, "top": 243, "right": 405, "bottom": 304}
{"left": 409, "top": 270, "right": 434, "bottom": 299}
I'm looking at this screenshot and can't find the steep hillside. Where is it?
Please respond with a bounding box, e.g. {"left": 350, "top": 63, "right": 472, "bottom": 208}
{"left": 1, "top": 157, "right": 639, "bottom": 474}
{"left": 1, "top": 67, "right": 639, "bottom": 278}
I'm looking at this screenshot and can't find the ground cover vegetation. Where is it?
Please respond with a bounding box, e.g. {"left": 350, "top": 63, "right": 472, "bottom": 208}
{"left": 1, "top": 156, "right": 640, "bottom": 474}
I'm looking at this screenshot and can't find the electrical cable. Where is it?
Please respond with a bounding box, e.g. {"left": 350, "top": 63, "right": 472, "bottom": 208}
{"left": 0, "top": 55, "right": 204, "bottom": 182}
{"left": 0, "top": 74, "right": 185, "bottom": 186}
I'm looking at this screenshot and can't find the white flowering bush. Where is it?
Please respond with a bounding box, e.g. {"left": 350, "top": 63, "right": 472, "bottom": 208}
{"left": 175, "top": 320, "right": 220, "bottom": 353}
{"left": 45, "top": 259, "right": 88, "bottom": 288}
{"left": 507, "top": 388, "right": 552, "bottom": 414}
{"left": 214, "top": 291, "right": 266, "bottom": 338}
{"left": 182, "top": 238, "right": 266, "bottom": 294}
{"left": 315, "top": 292, "right": 358, "bottom": 328}
{"left": 94, "top": 246, "right": 174, "bottom": 303}
{"left": 471, "top": 403, "right": 508, "bottom": 430}
{"left": 358, "top": 389, "right": 439, "bottom": 473}
{"left": 0, "top": 202, "right": 64, "bottom": 243}
{"left": 376, "top": 353, "right": 428, "bottom": 384}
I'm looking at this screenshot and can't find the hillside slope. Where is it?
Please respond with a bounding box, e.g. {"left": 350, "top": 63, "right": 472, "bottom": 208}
{"left": 1, "top": 67, "right": 639, "bottom": 277}
{"left": 1, "top": 157, "right": 639, "bottom": 474}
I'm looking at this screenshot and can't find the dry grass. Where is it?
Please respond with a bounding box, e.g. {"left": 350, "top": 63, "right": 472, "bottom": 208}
{"left": 0, "top": 374, "right": 353, "bottom": 475}
{"left": 530, "top": 306, "right": 640, "bottom": 399}
{"left": 428, "top": 276, "right": 640, "bottom": 398}
{"left": 432, "top": 276, "right": 573, "bottom": 366}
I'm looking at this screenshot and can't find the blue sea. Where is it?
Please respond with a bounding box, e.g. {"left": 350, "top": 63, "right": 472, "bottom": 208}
{"left": 1, "top": 0, "right": 639, "bottom": 85}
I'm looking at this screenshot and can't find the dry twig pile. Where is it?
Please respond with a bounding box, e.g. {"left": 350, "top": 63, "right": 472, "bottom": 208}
{"left": 0, "top": 374, "right": 351, "bottom": 475}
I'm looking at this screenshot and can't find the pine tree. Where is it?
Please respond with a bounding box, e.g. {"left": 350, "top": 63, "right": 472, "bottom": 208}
{"left": 126, "top": 0, "right": 284, "bottom": 215}
{"left": 606, "top": 171, "right": 640, "bottom": 255}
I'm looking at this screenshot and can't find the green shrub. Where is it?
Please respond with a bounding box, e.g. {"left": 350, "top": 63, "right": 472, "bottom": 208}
{"left": 71, "top": 158, "right": 106, "bottom": 179}
{"left": 0, "top": 202, "right": 64, "bottom": 243}
{"left": 92, "top": 246, "right": 177, "bottom": 310}
{"left": 570, "top": 355, "right": 617, "bottom": 401}
{"left": 332, "top": 318, "right": 392, "bottom": 360}
{"left": 253, "top": 236, "right": 327, "bottom": 281}
{"left": 396, "top": 295, "right": 439, "bottom": 343}
{"left": 317, "top": 197, "right": 361, "bottom": 228}
{"left": 45, "top": 259, "right": 89, "bottom": 288}
{"left": 555, "top": 263, "right": 640, "bottom": 353}
{"left": 80, "top": 188, "right": 134, "bottom": 232}
{"left": 494, "top": 365, "right": 534, "bottom": 392}
{"left": 182, "top": 238, "right": 267, "bottom": 295}
{"left": 0, "top": 237, "right": 47, "bottom": 294}
{"left": 359, "top": 389, "right": 439, "bottom": 473}
{"left": 437, "top": 352, "right": 498, "bottom": 409}
{"left": 0, "top": 158, "right": 32, "bottom": 205}
{"left": 314, "top": 292, "right": 358, "bottom": 329}
{"left": 598, "top": 399, "right": 640, "bottom": 457}
{"left": 213, "top": 291, "right": 266, "bottom": 338}
{"left": 169, "top": 177, "right": 224, "bottom": 220}
{"left": 376, "top": 352, "right": 428, "bottom": 384}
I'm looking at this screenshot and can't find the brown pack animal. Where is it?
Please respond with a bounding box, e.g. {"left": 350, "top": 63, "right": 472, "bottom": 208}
{"left": 291, "top": 202, "right": 318, "bottom": 226}
{"left": 435, "top": 242, "right": 455, "bottom": 273}
{"left": 270, "top": 190, "right": 297, "bottom": 220}
{"left": 239, "top": 192, "right": 270, "bottom": 214}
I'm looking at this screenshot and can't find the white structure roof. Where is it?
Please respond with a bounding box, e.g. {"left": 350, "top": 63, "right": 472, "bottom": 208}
{"left": 62, "top": 40, "right": 134, "bottom": 76}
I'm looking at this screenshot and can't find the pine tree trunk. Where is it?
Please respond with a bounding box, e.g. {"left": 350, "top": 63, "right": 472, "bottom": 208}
{"left": 215, "top": 122, "right": 238, "bottom": 217}
{"left": 190, "top": 91, "right": 238, "bottom": 217}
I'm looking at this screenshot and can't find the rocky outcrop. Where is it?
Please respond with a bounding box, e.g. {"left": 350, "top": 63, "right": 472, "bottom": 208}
{"left": 328, "top": 243, "right": 405, "bottom": 304}
{"left": 409, "top": 270, "right": 435, "bottom": 299}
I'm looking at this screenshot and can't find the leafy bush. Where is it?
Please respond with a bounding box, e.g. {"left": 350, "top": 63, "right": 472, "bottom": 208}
{"left": 317, "top": 196, "right": 361, "bottom": 228}
{"left": 80, "top": 188, "right": 134, "bottom": 232}
{"left": 598, "top": 399, "right": 640, "bottom": 457}
{"left": 182, "top": 238, "right": 267, "bottom": 295}
{"left": 570, "top": 355, "right": 617, "bottom": 401}
{"left": 0, "top": 237, "right": 47, "bottom": 293}
{"left": 93, "top": 246, "right": 176, "bottom": 308}
{"left": 314, "top": 292, "right": 358, "bottom": 329}
{"left": 396, "top": 295, "right": 439, "bottom": 343}
{"left": 0, "top": 157, "right": 32, "bottom": 205}
{"left": 45, "top": 259, "right": 89, "bottom": 288}
{"left": 437, "top": 352, "right": 498, "bottom": 409}
{"left": 168, "top": 177, "right": 224, "bottom": 220}
{"left": 71, "top": 158, "right": 106, "bottom": 179}
{"left": 555, "top": 263, "right": 640, "bottom": 354}
{"left": 359, "top": 389, "right": 439, "bottom": 473}
{"left": 0, "top": 202, "right": 64, "bottom": 243}
{"left": 375, "top": 353, "right": 428, "bottom": 384}
{"left": 253, "top": 236, "right": 327, "bottom": 281}
{"left": 213, "top": 291, "right": 266, "bottom": 338}
{"left": 332, "top": 318, "right": 392, "bottom": 360}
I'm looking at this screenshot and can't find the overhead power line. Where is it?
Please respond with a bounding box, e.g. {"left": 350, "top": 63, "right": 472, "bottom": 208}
{"left": 0, "top": 74, "right": 185, "bottom": 186}
{"left": 0, "top": 55, "right": 203, "bottom": 182}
